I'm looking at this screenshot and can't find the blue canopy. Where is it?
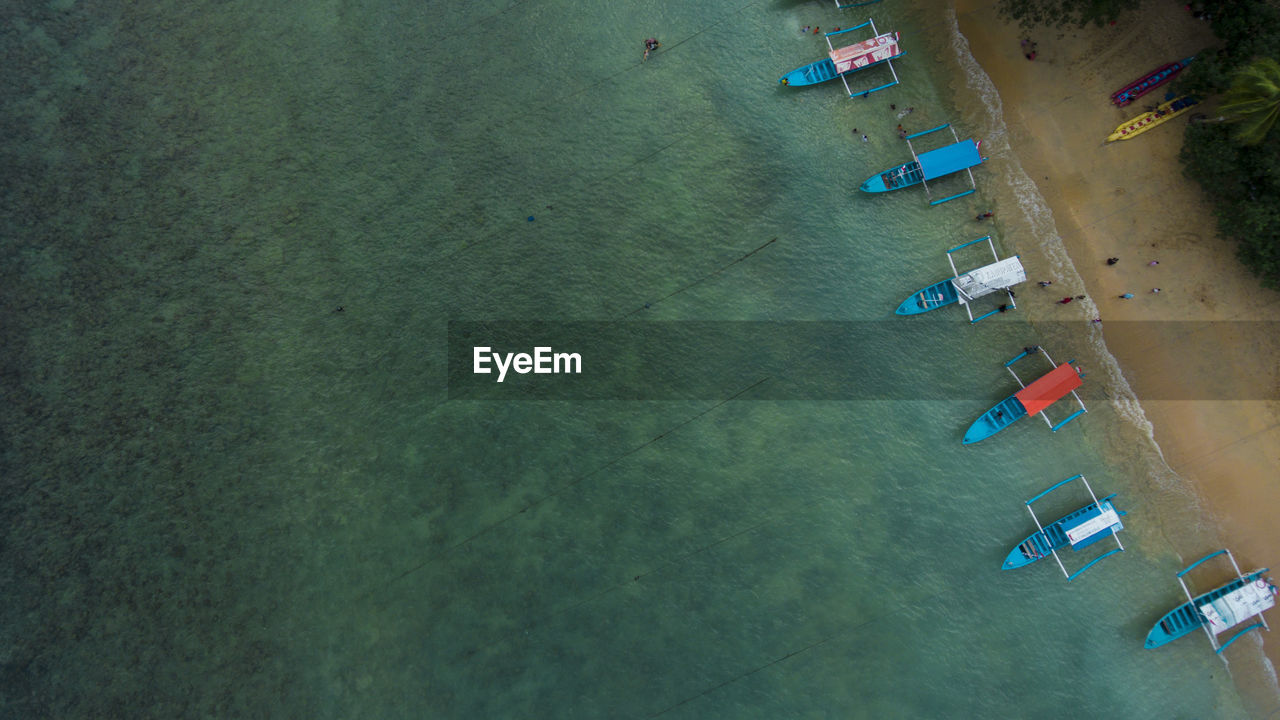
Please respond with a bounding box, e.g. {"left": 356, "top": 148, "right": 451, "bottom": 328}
{"left": 917, "top": 140, "right": 981, "bottom": 181}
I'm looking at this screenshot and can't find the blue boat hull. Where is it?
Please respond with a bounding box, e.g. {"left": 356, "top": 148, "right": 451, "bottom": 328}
{"left": 963, "top": 395, "right": 1027, "bottom": 444}
{"left": 780, "top": 59, "right": 839, "bottom": 87}
{"left": 779, "top": 51, "right": 905, "bottom": 87}
{"left": 1145, "top": 569, "right": 1272, "bottom": 648}
{"left": 895, "top": 279, "right": 957, "bottom": 315}
{"left": 1002, "top": 495, "right": 1122, "bottom": 570}
{"left": 860, "top": 161, "right": 923, "bottom": 193}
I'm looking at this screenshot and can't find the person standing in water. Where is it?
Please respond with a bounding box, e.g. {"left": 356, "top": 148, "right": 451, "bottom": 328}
{"left": 643, "top": 38, "right": 660, "bottom": 61}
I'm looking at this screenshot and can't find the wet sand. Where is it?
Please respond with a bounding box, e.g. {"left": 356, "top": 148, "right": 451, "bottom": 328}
{"left": 954, "top": 0, "right": 1280, "bottom": 679}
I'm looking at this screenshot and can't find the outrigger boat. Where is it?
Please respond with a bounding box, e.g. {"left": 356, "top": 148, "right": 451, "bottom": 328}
{"left": 963, "top": 346, "right": 1086, "bottom": 445}
{"left": 1003, "top": 474, "right": 1126, "bottom": 581}
{"left": 833, "top": 0, "right": 884, "bottom": 8}
{"left": 896, "top": 235, "right": 1025, "bottom": 322}
{"left": 779, "top": 19, "right": 903, "bottom": 98}
{"left": 1106, "top": 95, "right": 1200, "bottom": 142}
{"left": 860, "top": 123, "right": 984, "bottom": 205}
{"left": 1146, "top": 549, "right": 1277, "bottom": 658}
{"left": 1111, "top": 56, "right": 1194, "bottom": 106}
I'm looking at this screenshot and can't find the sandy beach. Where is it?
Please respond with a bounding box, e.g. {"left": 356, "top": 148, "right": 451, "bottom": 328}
{"left": 953, "top": 0, "right": 1280, "bottom": 681}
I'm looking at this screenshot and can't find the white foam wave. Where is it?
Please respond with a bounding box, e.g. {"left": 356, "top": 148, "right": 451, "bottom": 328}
{"left": 943, "top": 8, "right": 1158, "bottom": 451}
{"left": 945, "top": 5, "right": 1280, "bottom": 698}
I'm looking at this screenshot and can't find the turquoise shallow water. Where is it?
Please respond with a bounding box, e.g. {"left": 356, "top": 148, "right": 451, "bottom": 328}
{"left": 0, "top": 0, "right": 1271, "bottom": 717}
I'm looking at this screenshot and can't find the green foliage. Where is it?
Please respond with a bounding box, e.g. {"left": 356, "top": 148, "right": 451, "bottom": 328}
{"left": 1177, "top": 0, "right": 1280, "bottom": 97}
{"left": 997, "top": 0, "right": 1138, "bottom": 28}
{"left": 1005, "top": 0, "right": 1280, "bottom": 286}
{"left": 1175, "top": 1, "right": 1280, "bottom": 286}
{"left": 1180, "top": 122, "right": 1280, "bottom": 288}
{"left": 1219, "top": 57, "right": 1280, "bottom": 144}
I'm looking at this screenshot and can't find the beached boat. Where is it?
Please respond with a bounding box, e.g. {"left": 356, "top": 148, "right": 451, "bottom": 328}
{"left": 1003, "top": 474, "right": 1126, "bottom": 581}
{"left": 1145, "top": 549, "right": 1277, "bottom": 657}
{"left": 1111, "top": 56, "right": 1194, "bottom": 106}
{"left": 1106, "top": 95, "right": 1200, "bottom": 142}
{"left": 861, "top": 123, "right": 985, "bottom": 205}
{"left": 780, "top": 19, "right": 903, "bottom": 98}
{"left": 963, "top": 347, "right": 1086, "bottom": 444}
{"left": 896, "top": 235, "right": 1024, "bottom": 322}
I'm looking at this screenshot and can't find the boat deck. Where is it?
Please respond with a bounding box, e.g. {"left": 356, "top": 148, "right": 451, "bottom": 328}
{"left": 1007, "top": 497, "right": 1120, "bottom": 568}
{"left": 1147, "top": 570, "right": 1270, "bottom": 648}
{"left": 896, "top": 278, "right": 958, "bottom": 314}
{"left": 963, "top": 395, "right": 1026, "bottom": 444}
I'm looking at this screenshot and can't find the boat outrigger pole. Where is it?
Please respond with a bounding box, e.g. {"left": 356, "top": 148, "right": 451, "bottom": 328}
{"left": 962, "top": 346, "right": 1087, "bottom": 444}
{"left": 902, "top": 123, "right": 979, "bottom": 205}
{"left": 824, "top": 19, "right": 901, "bottom": 98}
{"left": 1021, "top": 474, "right": 1125, "bottom": 582}
{"left": 833, "top": 0, "right": 885, "bottom": 10}
{"left": 946, "top": 236, "right": 1023, "bottom": 323}
{"left": 1002, "top": 348, "right": 1087, "bottom": 431}
{"left": 894, "top": 235, "right": 1025, "bottom": 322}
{"left": 1176, "top": 549, "right": 1273, "bottom": 659}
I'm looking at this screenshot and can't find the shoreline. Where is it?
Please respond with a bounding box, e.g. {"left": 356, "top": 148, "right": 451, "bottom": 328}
{"left": 951, "top": 0, "right": 1280, "bottom": 703}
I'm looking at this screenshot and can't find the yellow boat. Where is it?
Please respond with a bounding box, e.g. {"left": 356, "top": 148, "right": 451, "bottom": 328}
{"left": 1106, "top": 95, "right": 1200, "bottom": 142}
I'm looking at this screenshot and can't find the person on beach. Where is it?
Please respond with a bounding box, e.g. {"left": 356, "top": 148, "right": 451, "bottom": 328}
{"left": 813, "top": 26, "right": 820, "bottom": 34}
{"left": 802, "top": 25, "right": 810, "bottom": 33}
{"left": 899, "top": 129, "right": 907, "bottom": 139}
{"left": 1106, "top": 257, "right": 1119, "bottom": 265}
{"left": 1120, "top": 293, "right": 1135, "bottom": 299}
{"left": 862, "top": 134, "right": 869, "bottom": 142}
{"left": 1076, "top": 295, "right": 1086, "bottom": 300}
{"left": 891, "top": 104, "right": 896, "bottom": 110}
{"left": 998, "top": 304, "right": 1009, "bottom": 313}
{"left": 1038, "top": 280, "right": 1053, "bottom": 287}
{"left": 1148, "top": 260, "right": 1159, "bottom": 266}
{"left": 1152, "top": 287, "right": 1161, "bottom": 293}
{"left": 1092, "top": 318, "right": 1102, "bottom": 323}
{"left": 1059, "top": 297, "right": 1073, "bottom": 304}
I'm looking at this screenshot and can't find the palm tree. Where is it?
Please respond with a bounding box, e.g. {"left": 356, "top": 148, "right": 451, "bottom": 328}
{"left": 1219, "top": 57, "right": 1280, "bottom": 145}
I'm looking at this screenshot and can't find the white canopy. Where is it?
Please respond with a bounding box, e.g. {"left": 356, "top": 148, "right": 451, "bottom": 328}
{"left": 1199, "top": 581, "right": 1276, "bottom": 634}
{"left": 1066, "top": 506, "right": 1121, "bottom": 546}
{"left": 951, "top": 256, "right": 1026, "bottom": 304}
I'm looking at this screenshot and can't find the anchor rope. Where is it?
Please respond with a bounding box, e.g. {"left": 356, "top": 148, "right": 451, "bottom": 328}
{"left": 379, "top": 377, "right": 770, "bottom": 591}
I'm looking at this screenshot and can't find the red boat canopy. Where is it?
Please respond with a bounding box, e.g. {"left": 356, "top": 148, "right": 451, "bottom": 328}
{"left": 1015, "top": 363, "right": 1082, "bottom": 416}
{"left": 828, "top": 32, "right": 900, "bottom": 75}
